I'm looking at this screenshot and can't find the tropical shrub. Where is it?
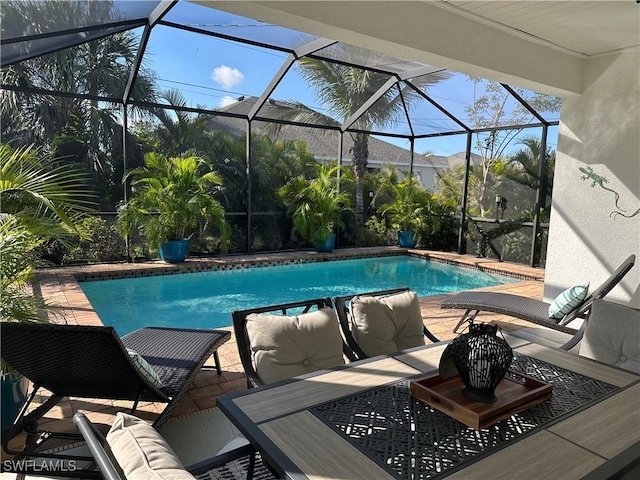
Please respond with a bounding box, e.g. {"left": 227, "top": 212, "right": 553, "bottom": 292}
{"left": 0, "top": 216, "right": 50, "bottom": 323}
{"left": 278, "top": 165, "right": 351, "bottom": 246}
{"left": 1, "top": 143, "right": 94, "bottom": 373}
{"left": 117, "top": 152, "right": 231, "bottom": 253}
{"left": 361, "top": 215, "right": 394, "bottom": 246}
{"left": 378, "top": 170, "right": 435, "bottom": 244}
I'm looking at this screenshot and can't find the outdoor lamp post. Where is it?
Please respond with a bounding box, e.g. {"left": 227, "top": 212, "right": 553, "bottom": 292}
{"left": 495, "top": 194, "right": 507, "bottom": 220}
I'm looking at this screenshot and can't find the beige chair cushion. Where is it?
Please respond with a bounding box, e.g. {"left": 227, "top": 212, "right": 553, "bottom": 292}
{"left": 246, "top": 307, "right": 345, "bottom": 384}
{"left": 579, "top": 299, "right": 640, "bottom": 373}
{"left": 350, "top": 291, "right": 425, "bottom": 357}
{"left": 106, "top": 413, "right": 195, "bottom": 480}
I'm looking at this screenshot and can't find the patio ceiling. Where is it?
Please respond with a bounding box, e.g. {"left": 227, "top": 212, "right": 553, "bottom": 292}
{"left": 207, "top": 1, "right": 639, "bottom": 97}
{"left": 436, "top": 1, "right": 640, "bottom": 57}
{"left": 0, "top": 0, "right": 561, "bottom": 140}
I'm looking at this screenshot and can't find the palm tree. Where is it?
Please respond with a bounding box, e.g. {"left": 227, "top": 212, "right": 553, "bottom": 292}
{"left": 1, "top": 143, "right": 95, "bottom": 324}
{"left": 250, "top": 136, "right": 318, "bottom": 212}
{"left": 1, "top": 0, "right": 156, "bottom": 209}
{"left": 278, "top": 164, "right": 351, "bottom": 247}
{"left": 0, "top": 144, "right": 95, "bottom": 241}
{"left": 152, "top": 89, "right": 212, "bottom": 158}
{"left": 271, "top": 45, "right": 450, "bottom": 230}
{"left": 504, "top": 137, "right": 555, "bottom": 204}
{"left": 377, "top": 167, "right": 435, "bottom": 244}
{"left": 117, "top": 152, "right": 230, "bottom": 253}
{"left": 480, "top": 137, "right": 554, "bottom": 236}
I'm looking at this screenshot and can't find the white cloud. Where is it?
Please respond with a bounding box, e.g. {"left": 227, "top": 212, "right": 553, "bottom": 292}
{"left": 211, "top": 65, "right": 244, "bottom": 89}
{"left": 218, "top": 96, "right": 236, "bottom": 108}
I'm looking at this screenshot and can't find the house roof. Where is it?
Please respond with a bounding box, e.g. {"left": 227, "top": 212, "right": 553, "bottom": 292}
{"left": 209, "top": 96, "right": 480, "bottom": 169}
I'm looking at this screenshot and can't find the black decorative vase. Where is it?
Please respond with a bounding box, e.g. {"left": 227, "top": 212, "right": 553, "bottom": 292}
{"left": 449, "top": 322, "right": 513, "bottom": 403}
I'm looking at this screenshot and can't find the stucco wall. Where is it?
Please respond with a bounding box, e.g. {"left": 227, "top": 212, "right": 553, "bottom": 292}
{"left": 545, "top": 48, "right": 640, "bottom": 307}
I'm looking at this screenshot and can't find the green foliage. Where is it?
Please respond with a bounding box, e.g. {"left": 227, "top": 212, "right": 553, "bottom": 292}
{"left": 278, "top": 165, "right": 351, "bottom": 246}
{"left": 117, "top": 152, "right": 231, "bottom": 253}
{"left": 361, "top": 215, "right": 394, "bottom": 246}
{"left": 0, "top": 144, "right": 95, "bottom": 243}
{"left": 502, "top": 136, "right": 556, "bottom": 222}
{"left": 62, "top": 216, "right": 125, "bottom": 264}
{"left": 1, "top": 142, "right": 93, "bottom": 372}
{"left": 434, "top": 165, "right": 473, "bottom": 211}
{"left": 464, "top": 78, "right": 561, "bottom": 216}
{"left": 0, "top": 216, "right": 50, "bottom": 323}
{"left": 271, "top": 44, "right": 451, "bottom": 222}
{"left": 499, "top": 229, "right": 535, "bottom": 264}
{"left": 2, "top": 1, "right": 155, "bottom": 209}
{"left": 152, "top": 89, "right": 212, "bottom": 158}
{"left": 378, "top": 168, "right": 435, "bottom": 241}
{"left": 421, "top": 203, "right": 459, "bottom": 252}
{"left": 248, "top": 136, "right": 319, "bottom": 214}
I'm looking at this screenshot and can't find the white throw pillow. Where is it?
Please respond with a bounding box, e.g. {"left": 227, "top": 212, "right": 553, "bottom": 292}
{"left": 349, "top": 291, "right": 425, "bottom": 357}
{"left": 127, "top": 348, "right": 164, "bottom": 389}
{"left": 548, "top": 284, "right": 589, "bottom": 320}
{"left": 106, "top": 413, "right": 195, "bottom": 480}
{"left": 246, "top": 307, "right": 345, "bottom": 384}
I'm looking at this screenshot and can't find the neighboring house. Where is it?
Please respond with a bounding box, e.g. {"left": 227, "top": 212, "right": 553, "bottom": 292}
{"left": 208, "top": 96, "right": 480, "bottom": 191}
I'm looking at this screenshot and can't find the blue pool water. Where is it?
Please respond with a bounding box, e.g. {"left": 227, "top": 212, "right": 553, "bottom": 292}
{"left": 80, "top": 256, "right": 515, "bottom": 335}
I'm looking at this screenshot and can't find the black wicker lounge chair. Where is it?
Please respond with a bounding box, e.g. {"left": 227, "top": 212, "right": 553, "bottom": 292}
{"left": 73, "top": 412, "right": 276, "bottom": 480}
{"left": 232, "top": 297, "right": 356, "bottom": 388}
{"left": 440, "top": 254, "right": 636, "bottom": 349}
{"left": 334, "top": 287, "right": 441, "bottom": 360}
{"left": 0, "top": 323, "right": 231, "bottom": 459}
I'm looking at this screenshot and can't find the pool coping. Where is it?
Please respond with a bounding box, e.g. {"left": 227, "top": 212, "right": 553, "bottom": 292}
{"left": 34, "top": 247, "right": 544, "bottom": 327}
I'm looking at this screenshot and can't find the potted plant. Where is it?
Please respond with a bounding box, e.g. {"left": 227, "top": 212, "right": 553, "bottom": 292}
{"left": 379, "top": 173, "right": 434, "bottom": 248}
{"left": 278, "top": 165, "right": 351, "bottom": 252}
{"left": 0, "top": 144, "right": 94, "bottom": 432}
{"left": 118, "top": 153, "right": 231, "bottom": 263}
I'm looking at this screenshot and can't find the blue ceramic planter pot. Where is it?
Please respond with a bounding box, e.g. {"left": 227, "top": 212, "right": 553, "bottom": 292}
{"left": 159, "top": 239, "right": 190, "bottom": 263}
{"left": 315, "top": 233, "right": 336, "bottom": 253}
{"left": 398, "top": 231, "right": 417, "bottom": 248}
{"left": 1, "top": 375, "right": 28, "bottom": 434}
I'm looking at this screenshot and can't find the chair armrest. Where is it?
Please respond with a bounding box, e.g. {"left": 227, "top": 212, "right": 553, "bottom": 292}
{"left": 73, "top": 413, "right": 125, "bottom": 480}
{"left": 186, "top": 443, "right": 255, "bottom": 476}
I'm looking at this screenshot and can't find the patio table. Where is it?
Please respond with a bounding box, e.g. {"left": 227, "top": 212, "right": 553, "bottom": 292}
{"left": 217, "top": 334, "right": 640, "bottom": 480}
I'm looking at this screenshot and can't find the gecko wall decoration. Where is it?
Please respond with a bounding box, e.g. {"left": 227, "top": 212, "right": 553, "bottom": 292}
{"left": 579, "top": 166, "right": 640, "bottom": 219}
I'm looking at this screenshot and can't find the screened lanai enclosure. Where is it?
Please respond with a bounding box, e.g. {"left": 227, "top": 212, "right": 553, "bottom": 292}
{"left": 1, "top": 0, "right": 561, "bottom": 266}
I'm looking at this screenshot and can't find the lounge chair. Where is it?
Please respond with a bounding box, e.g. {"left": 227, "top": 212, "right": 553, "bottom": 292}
{"left": 232, "top": 297, "right": 356, "bottom": 388}
{"left": 334, "top": 287, "right": 441, "bottom": 360}
{"left": 73, "top": 412, "right": 276, "bottom": 480}
{"left": 0, "top": 323, "right": 231, "bottom": 459}
{"left": 440, "top": 254, "right": 636, "bottom": 350}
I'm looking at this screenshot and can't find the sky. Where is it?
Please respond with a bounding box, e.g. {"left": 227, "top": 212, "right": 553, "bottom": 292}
{"left": 136, "top": 1, "right": 558, "bottom": 157}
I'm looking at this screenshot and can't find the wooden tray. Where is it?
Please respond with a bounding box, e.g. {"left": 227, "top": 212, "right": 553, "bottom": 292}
{"left": 410, "top": 370, "right": 552, "bottom": 430}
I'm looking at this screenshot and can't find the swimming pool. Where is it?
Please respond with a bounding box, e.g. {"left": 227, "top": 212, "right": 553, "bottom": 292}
{"left": 80, "top": 256, "right": 515, "bottom": 335}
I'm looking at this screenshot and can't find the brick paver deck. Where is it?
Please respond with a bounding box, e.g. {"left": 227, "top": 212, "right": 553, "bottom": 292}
{"left": 4, "top": 248, "right": 544, "bottom": 457}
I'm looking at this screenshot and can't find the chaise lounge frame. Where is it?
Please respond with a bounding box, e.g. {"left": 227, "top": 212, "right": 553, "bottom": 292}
{"left": 0, "top": 323, "right": 231, "bottom": 465}
{"left": 440, "top": 254, "right": 636, "bottom": 350}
